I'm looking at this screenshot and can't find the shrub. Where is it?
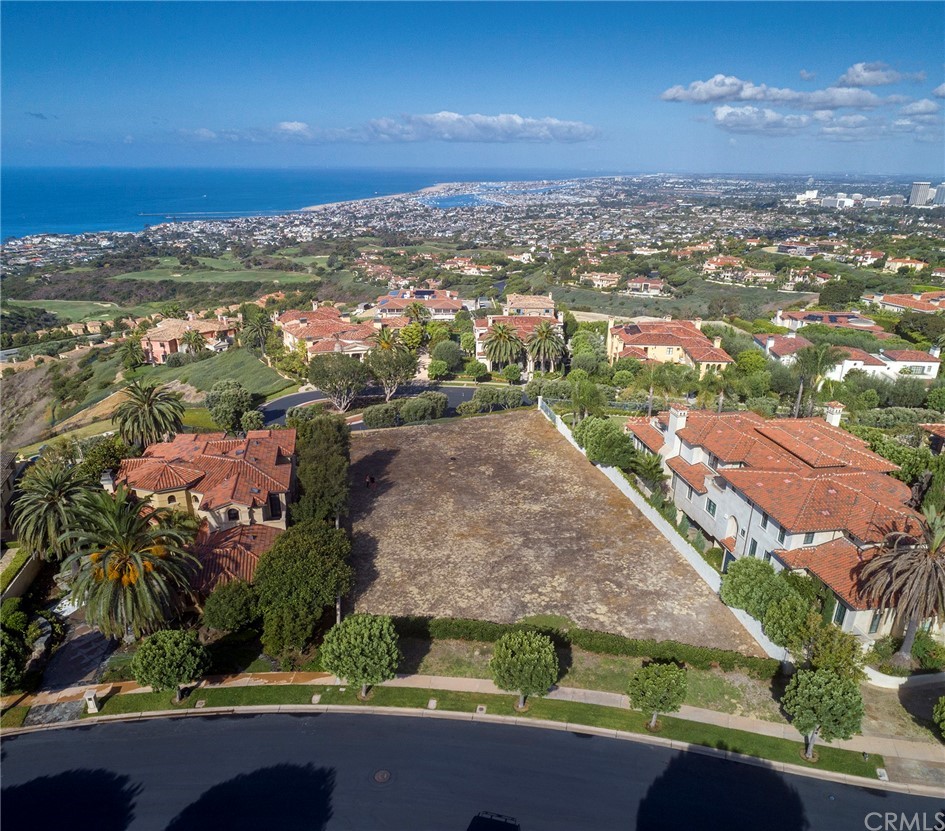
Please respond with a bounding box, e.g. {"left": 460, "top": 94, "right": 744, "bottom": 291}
{"left": 455, "top": 400, "right": 482, "bottom": 416}
{"left": 427, "top": 359, "right": 450, "bottom": 381}
{"left": 0, "top": 629, "right": 28, "bottom": 694}
{"left": 416, "top": 390, "right": 448, "bottom": 419}
{"left": 933, "top": 696, "right": 945, "bottom": 736}
{"left": 130, "top": 630, "right": 209, "bottom": 702}
{"left": 857, "top": 408, "right": 941, "bottom": 428}
{"left": 490, "top": 629, "right": 559, "bottom": 708}
{"left": 720, "top": 557, "right": 785, "bottom": 620}
{"left": 501, "top": 365, "right": 522, "bottom": 384}
{"left": 206, "top": 379, "right": 252, "bottom": 432}
{"left": 240, "top": 410, "right": 265, "bottom": 431}
{"left": 612, "top": 370, "right": 635, "bottom": 388}
{"left": 399, "top": 396, "right": 437, "bottom": 423}
{"left": 464, "top": 360, "right": 489, "bottom": 381}
{"left": 628, "top": 662, "right": 687, "bottom": 729}
{"left": 431, "top": 339, "right": 465, "bottom": 372}
{"left": 763, "top": 593, "right": 815, "bottom": 650}
{"left": 912, "top": 629, "right": 945, "bottom": 671}
{"left": 320, "top": 613, "right": 401, "bottom": 698}
{"left": 202, "top": 579, "right": 258, "bottom": 632}
{"left": 362, "top": 402, "right": 400, "bottom": 429}
{"left": 926, "top": 387, "right": 945, "bottom": 413}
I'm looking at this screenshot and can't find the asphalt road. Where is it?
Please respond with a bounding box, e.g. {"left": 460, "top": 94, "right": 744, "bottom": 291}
{"left": 2, "top": 715, "right": 940, "bottom": 831}
{"left": 260, "top": 385, "right": 479, "bottom": 426}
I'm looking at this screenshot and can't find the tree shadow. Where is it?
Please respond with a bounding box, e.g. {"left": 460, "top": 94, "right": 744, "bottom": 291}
{"left": 897, "top": 678, "right": 945, "bottom": 738}
{"left": 2, "top": 768, "right": 140, "bottom": 831}
{"left": 164, "top": 764, "right": 334, "bottom": 831}
{"left": 398, "top": 636, "right": 434, "bottom": 675}
{"left": 636, "top": 752, "right": 809, "bottom": 831}
{"left": 346, "top": 529, "right": 380, "bottom": 608}
{"left": 347, "top": 447, "right": 400, "bottom": 523}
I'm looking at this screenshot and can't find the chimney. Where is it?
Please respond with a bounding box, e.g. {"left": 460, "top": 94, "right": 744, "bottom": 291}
{"left": 187, "top": 311, "right": 197, "bottom": 321}
{"left": 100, "top": 470, "right": 116, "bottom": 493}
{"left": 693, "top": 318, "right": 703, "bottom": 330}
{"left": 825, "top": 401, "right": 845, "bottom": 427}
{"left": 765, "top": 336, "right": 774, "bottom": 356}
{"left": 931, "top": 345, "right": 941, "bottom": 359}
{"left": 311, "top": 300, "right": 319, "bottom": 311}
{"left": 668, "top": 405, "right": 689, "bottom": 446}
{"left": 712, "top": 336, "right": 722, "bottom": 349}
{"left": 786, "top": 331, "right": 796, "bottom": 340}
{"left": 774, "top": 309, "right": 784, "bottom": 326}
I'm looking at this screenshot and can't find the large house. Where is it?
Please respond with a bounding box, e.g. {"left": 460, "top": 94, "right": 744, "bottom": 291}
{"left": 275, "top": 305, "right": 376, "bottom": 361}
{"left": 373, "top": 289, "right": 466, "bottom": 321}
{"left": 503, "top": 293, "right": 557, "bottom": 317}
{"left": 606, "top": 319, "right": 732, "bottom": 378}
{"left": 624, "top": 405, "right": 927, "bottom": 640}
{"left": 754, "top": 332, "right": 812, "bottom": 365}
{"left": 473, "top": 314, "right": 564, "bottom": 373}
{"left": 863, "top": 290, "right": 945, "bottom": 315}
{"left": 110, "top": 430, "right": 297, "bottom": 593}
{"left": 141, "top": 316, "right": 239, "bottom": 365}
{"left": 773, "top": 309, "right": 889, "bottom": 338}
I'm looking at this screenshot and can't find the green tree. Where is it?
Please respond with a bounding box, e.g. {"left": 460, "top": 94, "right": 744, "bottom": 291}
{"left": 627, "top": 662, "right": 688, "bottom": 730}
{"left": 181, "top": 328, "right": 207, "bottom": 354}
{"left": 240, "top": 410, "right": 265, "bottom": 431}
{"left": 0, "top": 629, "right": 28, "bottom": 694}
{"left": 113, "top": 380, "right": 185, "bottom": 450}
{"left": 464, "top": 360, "right": 488, "bottom": 381}
{"left": 720, "top": 557, "right": 788, "bottom": 620}
{"left": 253, "top": 522, "right": 353, "bottom": 656}
{"left": 371, "top": 327, "right": 407, "bottom": 353}
{"left": 501, "top": 364, "right": 522, "bottom": 384}
{"left": 60, "top": 486, "right": 198, "bottom": 639}
{"left": 925, "top": 387, "right": 945, "bottom": 413}
{"left": 12, "top": 461, "right": 94, "bottom": 561}
{"left": 490, "top": 630, "right": 559, "bottom": 709}
{"left": 933, "top": 695, "right": 945, "bottom": 737}
{"left": 78, "top": 435, "right": 137, "bottom": 481}
{"left": 319, "top": 613, "right": 401, "bottom": 698}
{"left": 206, "top": 380, "right": 252, "bottom": 432}
{"left": 526, "top": 321, "right": 566, "bottom": 373}
{"left": 763, "top": 593, "right": 816, "bottom": 652}
{"left": 403, "top": 301, "right": 431, "bottom": 324}
{"left": 399, "top": 322, "right": 425, "bottom": 352}
{"left": 118, "top": 337, "right": 146, "bottom": 370}
{"left": 292, "top": 415, "right": 350, "bottom": 524}
{"left": 202, "top": 579, "right": 258, "bottom": 632}
{"left": 308, "top": 354, "right": 373, "bottom": 412}
{"left": 860, "top": 505, "right": 945, "bottom": 665}
{"left": 571, "top": 378, "right": 605, "bottom": 421}
{"left": 483, "top": 322, "right": 524, "bottom": 370}
{"left": 735, "top": 349, "right": 768, "bottom": 374}
{"left": 460, "top": 332, "right": 476, "bottom": 356}
{"left": 806, "top": 622, "right": 865, "bottom": 680}
{"left": 241, "top": 314, "right": 273, "bottom": 354}
{"left": 427, "top": 359, "right": 450, "bottom": 381}
{"left": 782, "top": 668, "right": 864, "bottom": 759}
{"left": 365, "top": 349, "right": 418, "bottom": 402}
{"left": 130, "top": 629, "right": 209, "bottom": 703}
{"left": 431, "top": 339, "right": 465, "bottom": 372}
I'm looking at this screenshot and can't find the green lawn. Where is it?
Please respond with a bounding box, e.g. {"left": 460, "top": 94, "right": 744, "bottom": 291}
{"left": 3, "top": 299, "right": 152, "bottom": 323}
{"left": 0, "top": 705, "right": 30, "bottom": 729}
{"left": 111, "top": 267, "right": 319, "bottom": 284}
{"left": 181, "top": 408, "right": 217, "bottom": 429}
{"left": 148, "top": 349, "right": 295, "bottom": 397}
{"left": 16, "top": 419, "right": 115, "bottom": 456}
{"left": 0, "top": 547, "right": 32, "bottom": 594}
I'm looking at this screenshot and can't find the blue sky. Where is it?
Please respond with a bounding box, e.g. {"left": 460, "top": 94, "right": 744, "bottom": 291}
{"left": 2, "top": 2, "right": 943, "bottom": 175}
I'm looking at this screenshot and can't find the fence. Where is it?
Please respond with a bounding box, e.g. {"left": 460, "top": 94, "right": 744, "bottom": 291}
{"left": 536, "top": 397, "right": 784, "bottom": 661}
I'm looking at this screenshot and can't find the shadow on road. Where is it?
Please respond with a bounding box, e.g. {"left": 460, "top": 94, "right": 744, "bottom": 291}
{"left": 165, "top": 764, "right": 335, "bottom": 831}
{"left": 636, "top": 752, "right": 810, "bottom": 830}
{"left": 2, "top": 768, "right": 140, "bottom": 831}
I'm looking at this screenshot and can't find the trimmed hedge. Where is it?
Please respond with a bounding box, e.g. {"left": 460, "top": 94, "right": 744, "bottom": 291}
{"left": 391, "top": 615, "right": 780, "bottom": 679}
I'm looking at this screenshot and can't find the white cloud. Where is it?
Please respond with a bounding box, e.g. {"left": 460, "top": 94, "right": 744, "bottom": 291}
{"left": 712, "top": 105, "right": 810, "bottom": 135}
{"left": 900, "top": 99, "right": 940, "bottom": 115}
{"left": 276, "top": 121, "right": 314, "bottom": 138}
{"left": 837, "top": 61, "right": 923, "bottom": 87}
{"left": 361, "top": 112, "right": 599, "bottom": 143}
{"left": 934, "top": 83, "right": 945, "bottom": 98}
{"left": 661, "top": 73, "right": 882, "bottom": 109}
{"left": 799, "top": 69, "right": 816, "bottom": 81}
{"left": 191, "top": 127, "right": 217, "bottom": 141}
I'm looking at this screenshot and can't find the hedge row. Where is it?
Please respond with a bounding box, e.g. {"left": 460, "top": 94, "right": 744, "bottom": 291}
{"left": 391, "top": 615, "right": 780, "bottom": 679}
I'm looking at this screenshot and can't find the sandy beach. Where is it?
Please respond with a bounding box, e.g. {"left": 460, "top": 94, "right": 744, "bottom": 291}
{"left": 299, "top": 181, "right": 454, "bottom": 212}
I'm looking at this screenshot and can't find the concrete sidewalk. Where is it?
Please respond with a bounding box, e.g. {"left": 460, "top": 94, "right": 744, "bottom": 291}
{"left": 5, "top": 670, "right": 942, "bottom": 765}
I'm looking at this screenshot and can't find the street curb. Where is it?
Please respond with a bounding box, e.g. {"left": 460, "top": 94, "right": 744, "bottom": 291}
{"left": 3, "top": 704, "right": 940, "bottom": 797}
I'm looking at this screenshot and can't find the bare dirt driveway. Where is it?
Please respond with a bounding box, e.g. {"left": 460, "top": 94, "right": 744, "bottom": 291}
{"left": 349, "top": 409, "right": 762, "bottom": 655}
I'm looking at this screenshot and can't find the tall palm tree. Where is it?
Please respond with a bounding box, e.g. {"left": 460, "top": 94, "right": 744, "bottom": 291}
{"left": 371, "top": 327, "right": 407, "bottom": 353}
{"left": 12, "top": 462, "right": 95, "bottom": 562}
{"left": 118, "top": 337, "right": 146, "bottom": 369}
{"left": 860, "top": 506, "right": 945, "bottom": 665}
{"left": 113, "top": 380, "right": 185, "bottom": 450}
{"left": 403, "top": 301, "right": 431, "bottom": 324}
{"left": 181, "top": 328, "right": 207, "bottom": 354}
{"left": 241, "top": 315, "right": 273, "bottom": 354}
{"left": 526, "top": 321, "right": 565, "bottom": 373}
{"left": 59, "top": 486, "right": 199, "bottom": 640}
{"left": 483, "top": 322, "right": 524, "bottom": 370}
{"left": 793, "top": 344, "right": 845, "bottom": 414}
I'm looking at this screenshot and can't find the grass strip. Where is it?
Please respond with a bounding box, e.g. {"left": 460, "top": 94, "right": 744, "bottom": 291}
{"left": 0, "top": 705, "right": 30, "bottom": 729}
{"left": 0, "top": 548, "right": 32, "bottom": 594}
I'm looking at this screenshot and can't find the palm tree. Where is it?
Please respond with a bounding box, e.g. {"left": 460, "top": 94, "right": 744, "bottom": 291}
{"left": 403, "top": 301, "right": 431, "bottom": 325}
{"left": 793, "top": 344, "right": 845, "bottom": 415}
{"left": 181, "top": 328, "right": 207, "bottom": 354}
{"left": 113, "top": 380, "right": 185, "bottom": 450}
{"left": 371, "top": 327, "right": 407, "bottom": 353}
{"left": 241, "top": 315, "right": 273, "bottom": 354}
{"left": 483, "top": 322, "right": 524, "bottom": 370}
{"left": 12, "top": 462, "right": 95, "bottom": 562}
{"left": 118, "top": 337, "right": 146, "bottom": 369}
{"left": 59, "top": 486, "right": 199, "bottom": 640}
{"left": 859, "top": 506, "right": 945, "bottom": 666}
{"left": 526, "top": 321, "right": 565, "bottom": 373}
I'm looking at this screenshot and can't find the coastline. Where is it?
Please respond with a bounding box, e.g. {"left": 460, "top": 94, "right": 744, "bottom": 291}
{"left": 299, "top": 182, "right": 453, "bottom": 212}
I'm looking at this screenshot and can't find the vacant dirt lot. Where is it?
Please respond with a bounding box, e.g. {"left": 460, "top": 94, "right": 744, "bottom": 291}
{"left": 349, "top": 410, "right": 762, "bottom": 655}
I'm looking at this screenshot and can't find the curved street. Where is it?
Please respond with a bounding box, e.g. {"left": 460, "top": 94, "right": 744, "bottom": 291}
{"left": 2, "top": 714, "right": 939, "bottom": 830}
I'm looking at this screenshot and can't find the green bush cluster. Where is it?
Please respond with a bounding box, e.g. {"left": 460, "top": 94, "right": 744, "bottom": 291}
{"left": 361, "top": 391, "right": 449, "bottom": 429}
{"left": 390, "top": 615, "right": 780, "bottom": 679}
{"left": 164, "top": 350, "right": 214, "bottom": 369}
{"left": 911, "top": 630, "right": 945, "bottom": 671}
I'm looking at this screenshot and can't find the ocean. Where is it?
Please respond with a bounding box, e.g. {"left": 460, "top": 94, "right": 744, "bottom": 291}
{"left": 0, "top": 167, "right": 594, "bottom": 241}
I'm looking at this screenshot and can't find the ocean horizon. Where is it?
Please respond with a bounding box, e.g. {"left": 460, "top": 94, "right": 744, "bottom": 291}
{"left": 0, "top": 166, "right": 606, "bottom": 241}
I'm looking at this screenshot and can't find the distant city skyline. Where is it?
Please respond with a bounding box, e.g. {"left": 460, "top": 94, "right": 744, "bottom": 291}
{"left": 2, "top": 2, "right": 943, "bottom": 175}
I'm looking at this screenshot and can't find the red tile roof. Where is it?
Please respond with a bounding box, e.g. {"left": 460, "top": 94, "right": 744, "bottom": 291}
{"left": 119, "top": 430, "right": 295, "bottom": 511}
{"left": 882, "top": 350, "right": 940, "bottom": 363}
{"left": 610, "top": 321, "right": 733, "bottom": 365}
{"left": 667, "top": 456, "right": 713, "bottom": 495}
{"left": 625, "top": 417, "right": 665, "bottom": 453}
{"left": 194, "top": 523, "right": 282, "bottom": 593}
{"left": 775, "top": 538, "right": 874, "bottom": 610}
{"left": 753, "top": 333, "right": 813, "bottom": 357}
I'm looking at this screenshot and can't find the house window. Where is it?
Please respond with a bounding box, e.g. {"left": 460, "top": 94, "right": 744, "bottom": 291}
{"left": 760, "top": 512, "right": 768, "bottom": 529}
{"left": 748, "top": 539, "right": 757, "bottom": 557}
{"left": 687, "top": 485, "right": 693, "bottom": 500}
{"left": 665, "top": 347, "right": 673, "bottom": 356}
{"left": 803, "top": 532, "right": 815, "bottom": 545}
{"left": 167, "top": 495, "right": 176, "bottom": 504}
{"left": 268, "top": 493, "right": 282, "bottom": 521}
{"left": 868, "top": 611, "right": 882, "bottom": 635}
{"left": 705, "top": 499, "right": 717, "bottom": 517}
{"left": 227, "top": 508, "right": 240, "bottom": 521}
{"left": 763, "top": 550, "right": 772, "bottom": 563}
{"left": 778, "top": 527, "right": 786, "bottom": 544}
{"left": 834, "top": 603, "right": 847, "bottom": 626}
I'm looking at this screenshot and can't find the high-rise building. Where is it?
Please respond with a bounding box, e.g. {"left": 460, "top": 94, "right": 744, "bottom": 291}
{"left": 909, "top": 182, "right": 931, "bottom": 206}
{"left": 934, "top": 184, "right": 945, "bottom": 206}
